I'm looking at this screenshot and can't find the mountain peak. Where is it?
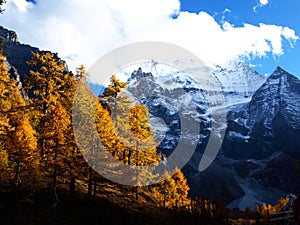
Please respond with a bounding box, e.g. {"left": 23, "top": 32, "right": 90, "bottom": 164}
{"left": 0, "top": 26, "right": 19, "bottom": 43}
{"left": 274, "top": 66, "right": 285, "bottom": 72}
{"left": 128, "top": 67, "right": 154, "bottom": 82}
{"left": 269, "top": 66, "right": 296, "bottom": 80}
{"left": 247, "top": 65, "right": 300, "bottom": 130}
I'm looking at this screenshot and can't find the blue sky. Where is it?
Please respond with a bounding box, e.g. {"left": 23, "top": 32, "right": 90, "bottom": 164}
{"left": 180, "top": 0, "right": 300, "bottom": 76}
{"left": 1, "top": 0, "right": 299, "bottom": 81}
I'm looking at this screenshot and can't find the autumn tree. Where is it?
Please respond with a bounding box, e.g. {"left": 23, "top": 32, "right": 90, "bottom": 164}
{"left": 152, "top": 170, "right": 177, "bottom": 208}
{"left": 0, "top": 144, "right": 8, "bottom": 182}
{"left": 99, "top": 76, "right": 160, "bottom": 199}
{"left": 261, "top": 203, "right": 273, "bottom": 217}
{"left": 7, "top": 115, "right": 39, "bottom": 187}
{"left": 274, "top": 196, "right": 290, "bottom": 212}
{"left": 99, "top": 76, "right": 159, "bottom": 167}
{"left": 0, "top": 54, "right": 11, "bottom": 183}
{"left": 256, "top": 195, "right": 290, "bottom": 218}
{"left": 100, "top": 75, "right": 126, "bottom": 113}
{"left": 152, "top": 168, "right": 190, "bottom": 209}
{"left": 253, "top": 205, "right": 261, "bottom": 218}
{"left": 72, "top": 65, "right": 115, "bottom": 201}
{"left": 0, "top": 53, "right": 38, "bottom": 188}
{"left": 25, "top": 52, "right": 73, "bottom": 197}
{"left": 172, "top": 169, "right": 190, "bottom": 208}
{"left": 60, "top": 65, "right": 89, "bottom": 199}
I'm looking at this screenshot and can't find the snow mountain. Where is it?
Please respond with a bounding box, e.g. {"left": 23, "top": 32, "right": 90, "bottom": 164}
{"left": 223, "top": 66, "right": 300, "bottom": 159}
{"left": 213, "top": 61, "right": 267, "bottom": 106}
{"left": 125, "top": 64, "right": 300, "bottom": 208}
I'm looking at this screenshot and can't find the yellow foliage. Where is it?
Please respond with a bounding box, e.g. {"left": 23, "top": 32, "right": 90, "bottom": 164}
{"left": 152, "top": 168, "right": 190, "bottom": 209}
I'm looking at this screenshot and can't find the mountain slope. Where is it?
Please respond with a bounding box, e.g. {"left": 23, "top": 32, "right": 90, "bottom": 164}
{"left": 213, "top": 61, "right": 267, "bottom": 106}
{"left": 223, "top": 66, "right": 300, "bottom": 159}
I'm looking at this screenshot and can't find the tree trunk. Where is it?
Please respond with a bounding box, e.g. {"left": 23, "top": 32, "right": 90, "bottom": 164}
{"left": 93, "top": 180, "right": 97, "bottom": 199}
{"left": 135, "top": 186, "right": 139, "bottom": 201}
{"left": 52, "top": 147, "right": 58, "bottom": 191}
{"left": 70, "top": 176, "right": 76, "bottom": 200}
{"left": 14, "top": 161, "right": 21, "bottom": 186}
{"left": 135, "top": 140, "right": 139, "bottom": 201}
{"left": 51, "top": 145, "right": 59, "bottom": 215}
{"left": 87, "top": 168, "right": 93, "bottom": 202}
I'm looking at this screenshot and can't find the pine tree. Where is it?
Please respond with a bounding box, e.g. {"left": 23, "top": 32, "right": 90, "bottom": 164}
{"left": 152, "top": 170, "right": 177, "bottom": 208}
{"left": 99, "top": 76, "right": 159, "bottom": 169}
{"left": 128, "top": 103, "right": 159, "bottom": 199}
{"left": 0, "top": 53, "right": 11, "bottom": 139}
{"left": 128, "top": 104, "right": 158, "bottom": 166}
{"left": 0, "top": 143, "right": 8, "bottom": 183}
{"left": 98, "top": 75, "right": 160, "bottom": 199}
{"left": 172, "top": 168, "right": 190, "bottom": 208}
{"left": 274, "top": 196, "right": 290, "bottom": 212}
{"left": 100, "top": 75, "right": 126, "bottom": 113}
{"left": 0, "top": 53, "right": 39, "bottom": 188}
{"left": 61, "top": 65, "right": 88, "bottom": 198}
{"left": 72, "top": 65, "right": 116, "bottom": 201}
{"left": 0, "top": 54, "right": 11, "bottom": 135}
{"left": 25, "top": 52, "right": 73, "bottom": 196}
{"left": 100, "top": 76, "right": 160, "bottom": 193}
{"left": 152, "top": 168, "right": 190, "bottom": 209}
{"left": 103, "top": 89, "right": 134, "bottom": 159}
{"left": 254, "top": 205, "right": 261, "bottom": 217}
{"left": 8, "top": 114, "right": 39, "bottom": 187}
{"left": 0, "top": 54, "right": 13, "bottom": 185}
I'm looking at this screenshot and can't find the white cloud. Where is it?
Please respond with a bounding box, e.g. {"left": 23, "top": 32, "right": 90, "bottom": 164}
{"left": 259, "top": 0, "right": 269, "bottom": 6}
{"left": 0, "top": 0, "right": 298, "bottom": 83}
{"left": 253, "top": 0, "right": 270, "bottom": 12}
{"left": 223, "top": 8, "right": 231, "bottom": 14}
{"left": 10, "top": 0, "right": 33, "bottom": 12}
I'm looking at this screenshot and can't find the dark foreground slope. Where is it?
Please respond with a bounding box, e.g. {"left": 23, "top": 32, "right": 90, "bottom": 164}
{"left": 0, "top": 183, "right": 229, "bottom": 225}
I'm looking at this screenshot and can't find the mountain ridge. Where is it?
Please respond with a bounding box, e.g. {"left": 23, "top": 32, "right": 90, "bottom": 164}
{"left": 126, "top": 65, "right": 300, "bottom": 208}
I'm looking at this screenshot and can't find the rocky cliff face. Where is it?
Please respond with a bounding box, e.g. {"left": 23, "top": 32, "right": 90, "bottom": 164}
{"left": 0, "top": 26, "right": 68, "bottom": 84}
{"left": 0, "top": 26, "right": 18, "bottom": 43}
